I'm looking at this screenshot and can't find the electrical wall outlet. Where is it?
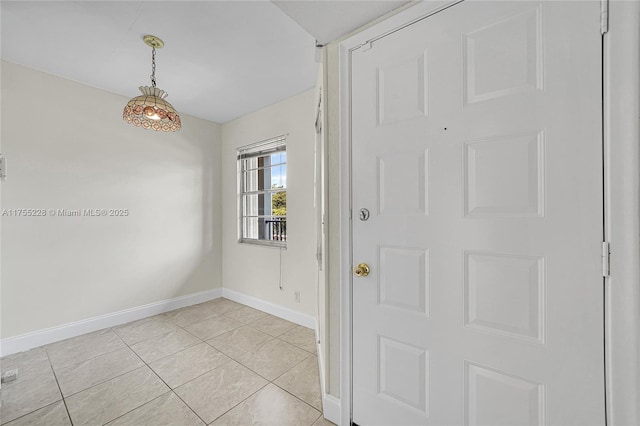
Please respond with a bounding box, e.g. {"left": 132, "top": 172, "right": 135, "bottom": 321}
{"left": 1, "top": 369, "right": 18, "bottom": 383}
{"left": 295, "top": 291, "right": 301, "bottom": 303}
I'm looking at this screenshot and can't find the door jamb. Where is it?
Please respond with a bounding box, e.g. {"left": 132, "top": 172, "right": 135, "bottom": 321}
{"left": 338, "top": 1, "right": 640, "bottom": 425}
{"left": 603, "top": 2, "right": 640, "bottom": 425}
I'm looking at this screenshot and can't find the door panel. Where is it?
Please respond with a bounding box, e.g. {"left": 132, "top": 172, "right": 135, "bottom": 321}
{"left": 351, "top": 1, "right": 604, "bottom": 425}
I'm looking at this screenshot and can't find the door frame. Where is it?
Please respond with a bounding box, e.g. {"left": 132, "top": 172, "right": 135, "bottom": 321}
{"left": 337, "top": 1, "right": 640, "bottom": 425}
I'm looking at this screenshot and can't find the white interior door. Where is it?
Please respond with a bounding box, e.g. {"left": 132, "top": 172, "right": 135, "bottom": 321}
{"left": 351, "top": 1, "right": 605, "bottom": 425}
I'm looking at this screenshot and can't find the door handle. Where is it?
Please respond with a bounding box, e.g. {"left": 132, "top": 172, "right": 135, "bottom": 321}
{"left": 354, "top": 263, "right": 370, "bottom": 277}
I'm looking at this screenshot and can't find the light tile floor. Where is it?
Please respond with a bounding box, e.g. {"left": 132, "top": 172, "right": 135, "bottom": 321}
{"left": 0, "top": 298, "right": 335, "bottom": 426}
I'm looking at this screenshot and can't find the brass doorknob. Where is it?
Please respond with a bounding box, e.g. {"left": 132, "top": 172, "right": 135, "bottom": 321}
{"left": 354, "top": 263, "right": 370, "bottom": 277}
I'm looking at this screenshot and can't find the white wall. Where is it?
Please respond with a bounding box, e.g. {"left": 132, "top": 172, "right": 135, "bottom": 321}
{"left": 1, "top": 61, "right": 222, "bottom": 339}
{"left": 221, "top": 90, "right": 317, "bottom": 318}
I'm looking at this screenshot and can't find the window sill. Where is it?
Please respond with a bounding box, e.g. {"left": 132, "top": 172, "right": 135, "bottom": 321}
{"left": 238, "top": 238, "right": 287, "bottom": 249}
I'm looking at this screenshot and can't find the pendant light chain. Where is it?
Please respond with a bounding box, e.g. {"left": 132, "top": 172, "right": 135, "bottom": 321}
{"left": 150, "top": 45, "right": 157, "bottom": 88}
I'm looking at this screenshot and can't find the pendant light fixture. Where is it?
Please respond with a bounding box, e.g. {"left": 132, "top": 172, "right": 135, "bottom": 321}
{"left": 123, "top": 35, "right": 181, "bottom": 132}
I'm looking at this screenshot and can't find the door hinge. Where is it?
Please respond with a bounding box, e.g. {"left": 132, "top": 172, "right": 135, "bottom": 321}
{"left": 601, "top": 0, "right": 609, "bottom": 34}
{"left": 602, "top": 241, "right": 610, "bottom": 278}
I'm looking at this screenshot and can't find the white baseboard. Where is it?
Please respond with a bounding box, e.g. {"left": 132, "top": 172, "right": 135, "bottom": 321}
{"left": 322, "top": 394, "right": 342, "bottom": 425}
{"left": 221, "top": 288, "right": 315, "bottom": 329}
{"left": 315, "top": 317, "right": 342, "bottom": 425}
{"left": 0, "top": 288, "right": 222, "bottom": 357}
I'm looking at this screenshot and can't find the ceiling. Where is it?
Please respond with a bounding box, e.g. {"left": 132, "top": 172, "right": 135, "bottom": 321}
{"left": 1, "top": 1, "right": 409, "bottom": 124}
{"left": 273, "top": 1, "right": 410, "bottom": 45}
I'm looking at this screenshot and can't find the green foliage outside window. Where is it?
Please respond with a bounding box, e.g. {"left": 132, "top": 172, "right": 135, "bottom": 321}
{"left": 272, "top": 190, "right": 286, "bottom": 216}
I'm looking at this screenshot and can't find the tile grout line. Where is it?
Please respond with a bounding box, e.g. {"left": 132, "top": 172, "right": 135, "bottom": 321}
{"left": 127, "top": 299, "right": 248, "bottom": 424}
{"left": 111, "top": 321, "right": 182, "bottom": 347}
{"left": 178, "top": 310, "right": 250, "bottom": 341}
{"left": 166, "top": 354, "right": 234, "bottom": 394}
{"left": 46, "top": 327, "right": 226, "bottom": 399}
{"left": 221, "top": 335, "right": 305, "bottom": 383}
{"left": 112, "top": 305, "right": 261, "bottom": 399}
{"left": 55, "top": 331, "right": 148, "bottom": 399}
{"left": 101, "top": 390, "right": 174, "bottom": 426}
{"left": 270, "top": 352, "right": 314, "bottom": 383}
{"left": 269, "top": 352, "right": 325, "bottom": 413}
{"left": 263, "top": 336, "right": 323, "bottom": 420}
{"left": 272, "top": 380, "right": 324, "bottom": 416}
{"left": 46, "top": 330, "right": 129, "bottom": 369}
{"left": 63, "top": 332, "right": 136, "bottom": 415}
{"left": 206, "top": 381, "right": 270, "bottom": 425}
{"left": 203, "top": 337, "right": 273, "bottom": 362}
{"left": 274, "top": 335, "right": 318, "bottom": 356}
{"left": 111, "top": 304, "right": 274, "bottom": 424}
{"left": 171, "top": 304, "right": 319, "bottom": 423}
{"left": 273, "top": 329, "right": 324, "bottom": 422}
{"left": 60, "top": 365, "right": 146, "bottom": 400}
{"left": 133, "top": 337, "right": 203, "bottom": 365}
{"left": 195, "top": 316, "right": 322, "bottom": 419}
{"left": 167, "top": 300, "right": 272, "bottom": 424}
{"left": 271, "top": 384, "right": 324, "bottom": 423}
{"left": 0, "top": 399, "right": 71, "bottom": 426}
{"left": 205, "top": 356, "right": 322, "bottom": 425}
{"left": 169, "top": 389, "right": 209, "bottom": 425}
{"left": 43, "top": 348, "right": 75, "bottom": 426}
{"left": 211, "top": 338, "right": 322, "bottom": 421}
{"left": 114, "top": 328, "right": 210, "bottom": 426}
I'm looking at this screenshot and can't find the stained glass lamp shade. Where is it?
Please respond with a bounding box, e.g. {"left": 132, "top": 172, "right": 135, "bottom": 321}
{"left": 123, "top": 87, "right": 181, "bottom": 131}
{"left": 123, "top": 35, "right": 181, "bottom": 132}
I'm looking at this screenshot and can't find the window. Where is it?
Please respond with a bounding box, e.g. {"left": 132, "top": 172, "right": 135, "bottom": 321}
{"left": 238, "top": 136, "right": 287, "bottom": 247}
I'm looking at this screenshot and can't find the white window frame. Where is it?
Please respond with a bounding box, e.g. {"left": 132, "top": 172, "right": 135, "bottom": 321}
{"left": 237, "top": 135, "right": 287, "bottom": 248}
